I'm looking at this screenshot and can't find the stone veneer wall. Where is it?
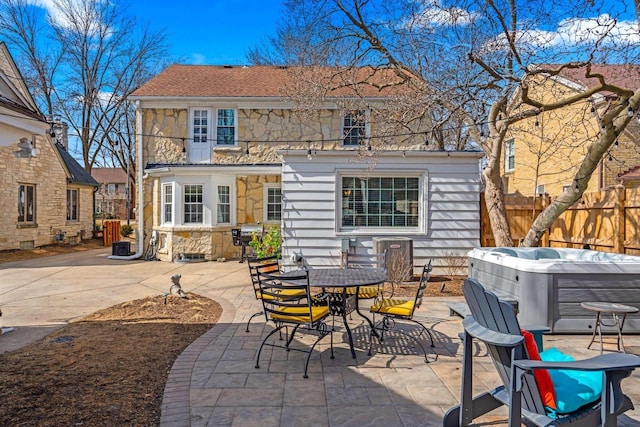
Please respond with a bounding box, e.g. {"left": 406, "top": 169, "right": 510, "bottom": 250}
{"left": 140, "top": 106, "right": 424, "bottom": 261}
{"left": 0, "top": 137, "right": 95, "bottom": 250}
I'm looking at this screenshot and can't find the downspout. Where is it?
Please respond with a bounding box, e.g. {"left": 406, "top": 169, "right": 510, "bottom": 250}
{"left": 109, "top": 99, "right": 144, "bottom": 260}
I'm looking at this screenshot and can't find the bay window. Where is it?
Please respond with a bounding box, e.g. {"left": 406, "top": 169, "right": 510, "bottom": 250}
{"left": 184, "top": 184, "right": 203, "bottom": 224}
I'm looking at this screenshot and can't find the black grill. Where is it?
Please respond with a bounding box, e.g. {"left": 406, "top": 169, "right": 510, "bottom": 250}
{"left": 232, "top": 224, "right": 263, "bottom": 263}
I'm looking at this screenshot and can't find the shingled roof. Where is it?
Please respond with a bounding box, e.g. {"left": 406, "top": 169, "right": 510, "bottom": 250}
{"left": 54, "top": 143, "right": 98, "bottom": 187}
{"left": 545, "top": 64, "right": 640, "bottom": 91}
{"left": 131, "top": 64, "right": 409, "bottom": 99}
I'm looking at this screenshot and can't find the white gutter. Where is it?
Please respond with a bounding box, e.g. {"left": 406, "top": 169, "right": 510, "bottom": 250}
{"left": 109, "top": 99, "right": 144, "bottom": 260}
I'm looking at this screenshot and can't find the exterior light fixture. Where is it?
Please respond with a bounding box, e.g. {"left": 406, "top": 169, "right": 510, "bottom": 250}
{"left": 245, "top": 140, "right": 250, "bottom": 155}
{"left": 181, "top": 138, "right": 186, "bottom": 153}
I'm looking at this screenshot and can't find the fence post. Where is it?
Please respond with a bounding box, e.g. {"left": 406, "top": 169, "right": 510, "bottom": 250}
{"left": 613, "top": 187, "right": 625, "bottom": 253}
{"left": 540, "top": 194, "right": 550, "bottom": 247}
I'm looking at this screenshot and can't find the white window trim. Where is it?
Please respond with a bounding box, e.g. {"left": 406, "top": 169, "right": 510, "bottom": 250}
{"left": 263, "top": 183, "right": 282, "bottom": 223}
{"left": 505, "top": 139, "right": 515, "bottom": 173}
{"left": 183, "top": 183, "right": 205, "bottom": 225}
{"left": 162, "top": 183, "right": 174, "bottom": 225}
{"left": 336, "top": 171, "right": 426, "bottom": 234}
{"left": 215, "top": 184, "right": 232, "bottom": 225}
{"left": 189, "top": 108, "right": 238, "bottom": 148}
{"left": 341, "top": 109, "right": 370, "bottom": 147}
{"left": 215, "top": 108, "right": 238, "bottom": 146}
{"left": 160, "top": 176, "right": 236, "bottom": 227}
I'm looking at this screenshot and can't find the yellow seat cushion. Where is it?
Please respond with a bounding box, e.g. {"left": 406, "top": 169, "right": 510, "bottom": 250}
{"left": 370, "top": 299, "right": 414, "bottom": 317}
{"left": 346, "top": 286, "right": 379, "bottom": 299}
{"left": 256, "top": 288, "right": 306, "bottom": 300}
{"left": 270, "top": 305, "right": 330, "bottom": 323}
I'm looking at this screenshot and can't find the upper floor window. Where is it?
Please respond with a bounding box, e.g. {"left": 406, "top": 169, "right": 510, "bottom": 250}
{"left": 505, "top": 139, "right": 515, "bottom": 172}
{"left": 66, "top": 189, "right": 78, "bottom": 221}
{"left": 217, "top": 109, "right": 236, "bottom": 145}
{"left": 217, "top": 185, "right": 231, "bottom": 223}
{"left": 18, "top": 184, "right": 36, "bottom": 223}
{"left": 190, "top": 108, "right": 237, "bottom": 148}
{"left": 193, "top": 109, "right": 209, "bottom": 143}
{"left": 184, "top": 184, "right": 203, "bottom": 224}
{"left": 162, "top": 184, "right": 173, "bottom": 224}
{"left": 264, "top": 185, "right": 282, "bottom": 222}
{"left": 341, "top": 176, "right": 419, "bottom": 229}
{"left": 343, "top": 110, "right": 368, "bottom": 146}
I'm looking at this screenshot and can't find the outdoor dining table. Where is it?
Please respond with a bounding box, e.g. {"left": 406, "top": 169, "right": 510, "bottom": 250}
{"left": 279, "top": 267, "right": 387, "bottom": 358}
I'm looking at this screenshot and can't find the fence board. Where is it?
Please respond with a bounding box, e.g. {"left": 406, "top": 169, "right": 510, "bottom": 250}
{"left": 480, "top": 187, "right": 640, "bottom": 254}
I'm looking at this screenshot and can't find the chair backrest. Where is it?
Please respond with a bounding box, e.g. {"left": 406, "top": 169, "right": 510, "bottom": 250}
{"left": 345, "top": 250, "right": 388, "bottom": 270}
{"left": 247, "top": 255, "right": 280, "bottom": 297}
{"left": 412, "top": 260, "right": 432, "bottom": 312}
{"left": 257, "top": 269, "right": 319, "bottom": 324}
{"left": 463, "top": 278, "right": 546, "bottom": 415}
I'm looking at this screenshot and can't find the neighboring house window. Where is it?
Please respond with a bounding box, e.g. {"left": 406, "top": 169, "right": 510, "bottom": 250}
{"left": 264, "top": 185, "right": 282, "bottom": 222}
{"left": 216, "top": 109, "right": 236, "bottom": 145}
{"left": 341, "top": 176, "right": 419, "bottom": 228}
{"left": 217, "top": 185, "right": 231, "bottom": 223}
{"left": 162, "top": 184, "right": 173, "bottom": 224}
{"left": 107, "top": 183, "right": 116, "bottom": 194}
{"left": 184, "top": 184, "right": 203, "bottom": 223}
{"left": 66, "top": 189, "right": 78, "bottom": 221}
{"left": 505, "top": 139, "right": 515, "bottom": 172}
{"left": 193, "top": 109, "right": 209, "bottom": 143}
{"left": 343, "top": 110, "right": 367, "bottom": 146}
{"left": 18, "top": 184, "right": 35, "bottom": 223}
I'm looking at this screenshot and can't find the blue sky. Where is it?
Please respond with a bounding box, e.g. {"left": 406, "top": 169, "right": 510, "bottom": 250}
{"left": 127, "top": 0, "right": 283, "bottom": 65}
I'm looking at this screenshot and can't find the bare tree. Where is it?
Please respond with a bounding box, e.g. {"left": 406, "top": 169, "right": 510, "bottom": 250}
{"left": 0, "top": 0, "right": 170, "bottom": 176}
{"left": 252, "top": 0, "right": 640, "bottom": 247}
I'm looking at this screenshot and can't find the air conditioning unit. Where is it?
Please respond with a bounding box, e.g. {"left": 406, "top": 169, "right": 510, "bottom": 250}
{"left": 373, "top": 237, "right": 413, "bottom": 280}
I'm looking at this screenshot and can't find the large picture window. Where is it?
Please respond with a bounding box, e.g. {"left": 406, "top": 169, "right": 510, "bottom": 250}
{"left": 162, "top": 184, "right": 173, "bottom": 224}
{"left": 66, "top": 189, "right": 78, "bottom": 221}
{"left": 341, "top": 176, "right": 419, "bottom": 228}
{"left": 18, "top": 184, "right": 35, "bottom": 223}
{"left": 184, "top": 184, "right": 203, "bottom": 223}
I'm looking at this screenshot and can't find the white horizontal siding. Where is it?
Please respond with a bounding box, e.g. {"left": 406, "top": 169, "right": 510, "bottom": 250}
{"left": 280, "top": 151, "right": 482, "bottom": 274}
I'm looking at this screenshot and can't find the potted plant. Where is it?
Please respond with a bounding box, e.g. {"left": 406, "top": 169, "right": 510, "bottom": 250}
{"left": 249, "top": 224, "right": 282, "bottom": 259}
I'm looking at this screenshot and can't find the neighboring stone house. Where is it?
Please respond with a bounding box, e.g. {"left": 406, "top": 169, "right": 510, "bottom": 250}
{"left": 130, "top": 65, "right": 483, "bottom": 272}
{"left": 502, "top": 65, "right": 640, "bottom": 197}
{"left": 0, "top": 41, "right": 97, "bottom": 251}
{"left": 92, "top": 167, "right": 134, "bottom": 220}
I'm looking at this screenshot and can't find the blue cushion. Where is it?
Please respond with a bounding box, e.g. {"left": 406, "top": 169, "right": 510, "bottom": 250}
{"left": 539, "top": 347, "right": 603, "bottom": 415}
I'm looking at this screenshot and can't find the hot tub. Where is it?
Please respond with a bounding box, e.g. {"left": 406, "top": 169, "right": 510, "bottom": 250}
{"left": 468, "top": 247, "right": 640, "bottom": 333}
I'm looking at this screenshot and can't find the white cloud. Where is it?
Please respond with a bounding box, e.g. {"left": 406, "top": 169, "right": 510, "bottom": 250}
{"left": 29, "top": 0, "right": 109, "bottom": 33}
{"left": 481, "top": 14, "right": 640, "bottom": 54}
{"left": 404, "top": 1, "right": 476, "bottom": 29}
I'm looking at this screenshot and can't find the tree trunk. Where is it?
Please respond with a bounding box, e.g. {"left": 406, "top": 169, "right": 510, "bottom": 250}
{"left": 482, "top": 131, "right": 514, "bottom": 247}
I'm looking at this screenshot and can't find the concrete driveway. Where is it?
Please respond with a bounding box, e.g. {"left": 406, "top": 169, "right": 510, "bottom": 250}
{"left": 0, "top": 248, "right": 250, "bottom": 353}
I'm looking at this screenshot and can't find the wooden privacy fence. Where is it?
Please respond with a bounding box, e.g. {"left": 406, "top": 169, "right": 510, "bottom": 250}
{"left": 480, "top": 187, "right": 640, "bottom": 255}
{"left": 102, "top": 220, "right": 121, "bottom": 247}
